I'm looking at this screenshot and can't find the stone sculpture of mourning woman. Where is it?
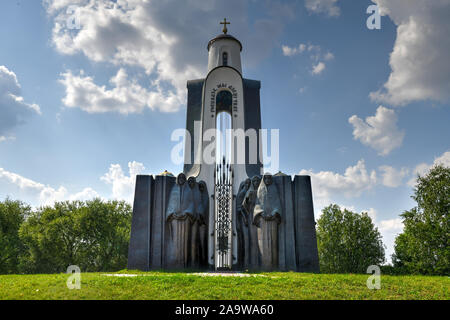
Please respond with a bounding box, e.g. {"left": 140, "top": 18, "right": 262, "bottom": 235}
{"left": 190, "top": 178, "right": 209, "bottom": 268}
{"left": 236, "top": 178, "right": 251, "bottom": 268}
{"left": 253, "top": 173, "right": 282, "bottom": 271}
{"left": 242, "top": 175, "right": 262, "bottom": 268}
{"left": 166, "top": 173, "right": 194, "bottom": 269}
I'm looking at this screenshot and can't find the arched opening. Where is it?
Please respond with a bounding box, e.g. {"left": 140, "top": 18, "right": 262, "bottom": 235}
{"left": 222, "top": 52, "right": 228, "bottom": 66}
{"left": 215, "top": 90, "right": 233, "bottom": 165}
{"left": 215, "top": 108, "right": 233, "bottom": 271}
{"left": 216, "top": 89, "right": 232, "bottom": 113}
{"left": 216, "top": 111, "right": 232, "bottom": 166}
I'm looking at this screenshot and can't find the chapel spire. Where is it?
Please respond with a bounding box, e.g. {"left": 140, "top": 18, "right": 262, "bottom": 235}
{"left": 207, "top": 19, "right": 242, "bottom": 74}
{"left": 220, "top": 18, "right": 230, "bottom": 34}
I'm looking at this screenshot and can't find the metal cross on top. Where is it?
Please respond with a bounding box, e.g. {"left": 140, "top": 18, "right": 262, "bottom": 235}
{"left": 220, "top": 18, "right": 230, "bottom": 34}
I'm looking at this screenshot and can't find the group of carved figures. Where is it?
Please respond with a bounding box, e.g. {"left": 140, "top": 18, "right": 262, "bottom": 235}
{"left": 165, "top": 173, "right": 283, "bottom": 270}
{"left": 165, "top": 173, "right": 209, "bottom": 269}
{"left": 236, "top": 174, "right": 282, "bottom": 271}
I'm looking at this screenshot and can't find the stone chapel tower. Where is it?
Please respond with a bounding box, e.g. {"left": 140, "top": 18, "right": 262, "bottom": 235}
{"left": 183, "top": 20, "right": 263, "bottom": 267}
{"left": 127, "top": 20, "right": 320, "bottom": 273}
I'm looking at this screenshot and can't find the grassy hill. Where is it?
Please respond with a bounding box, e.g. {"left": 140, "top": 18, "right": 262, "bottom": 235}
{"left": 0, "top": 271, "right": 448, "bottom": 300}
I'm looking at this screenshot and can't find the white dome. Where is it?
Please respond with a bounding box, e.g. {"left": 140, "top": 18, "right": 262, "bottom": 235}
{"left": 207, "top": 34, "right": 242, "bottom": 75}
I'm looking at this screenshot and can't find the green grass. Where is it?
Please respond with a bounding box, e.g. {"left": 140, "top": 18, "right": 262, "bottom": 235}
{"left": 0, "top": 271, "right": 448, "bottom": 300}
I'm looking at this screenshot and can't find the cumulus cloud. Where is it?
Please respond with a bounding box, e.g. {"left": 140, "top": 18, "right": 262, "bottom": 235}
{"left": 300, "top": 160, "right": 377, "bottom": 215}
{"left": 0, "top": 66, "right": 40, "bottom": 139}
{"left": 408, "top": 150, "right": 450, "bottom": 186}
{"left": 100, "top": 161, "right": 145, "bottom": 202}
{"left": 378, "top": 218, "right": 403, "bottom": 232}
{"left": 0, "top": 167, "right": 98, "bottom": 207}
{"left": 366, "top": 207, "right": 377, "bottom": 222}
{"left": 378, "top": 216, "right": 404, "bottom": 263}
{"left": 323, "top": 52, "right": 334, "bottom": 61}
{"left": 282, "top": 42, "right": 333, "bottom": 76}
{"left": 60, "top": 68, "right": 183, "bottom": 114}
{"left": 300, "top": 159, "right": 377, "bottom": 198}
{"left": 0, "top": 136, "right": 15, "bottom": 143}
{"left": 370, "top": 0, "right": 450, "bottom": 106}
{"left": 379, "top": 165, "right": 409, "bottom": 187}
{"left": 282, "top": 44, "right": 306, "bottom": 56}
{"left": 349, "top": 106, "right": 404, "bottom": 156}
{"left": 311, "top": 62, "right": 326, "bottom": 75}
{"left": 305, "top": 0, "right": 340, "bottom": 17}
{"left": 0, "top": 160, "right": 147, "bottom": 207}
{"left": 45, "top": 0, "right": 288, "bottom": 113}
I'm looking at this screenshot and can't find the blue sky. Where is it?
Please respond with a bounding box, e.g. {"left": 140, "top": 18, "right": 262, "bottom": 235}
{"left": 1, "top": 0, "right": 449, "bottom": 262}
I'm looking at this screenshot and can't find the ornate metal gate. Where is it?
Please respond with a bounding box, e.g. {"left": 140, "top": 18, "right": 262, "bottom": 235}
{"left": 214, "top": 158, "right": 233, "bottom": 270}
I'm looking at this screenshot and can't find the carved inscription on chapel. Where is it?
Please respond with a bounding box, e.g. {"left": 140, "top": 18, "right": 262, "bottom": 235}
{"left": 210, "top": 83, "right": 238, "bottom": 115}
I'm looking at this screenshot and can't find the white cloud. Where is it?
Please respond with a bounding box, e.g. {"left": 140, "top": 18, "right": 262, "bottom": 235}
{"left": 0, "top": 167, "right": 98, "bottom": 207}
{"left": 60, "top": 68, "right": 183, "bottom": 114}
{"left": 101, "top": 161, "right": 145, "bottom": 202}
{"left": 379, "top": 165, "right": 409, "bottom": 188}
{"left": 0, "top": 136, "right": 16, "bottom": 143}
{"left": 0, "top": 66, "right": 40, "bottom": 138}
{"left": 378, "top": 216, "right": 404, "bottom": 263}
{"left": 349, "top": 106, "right": 405, "bottom": 156}
{"left": 429, "top": 150, "right": 450, "bottom": 167}
{"left": 0, "top": 160, "right": 149, "bottom": 207}
{"left": 378, "top": 218, "right": 403, "bottom": 232}
{"left": 408, "top": 150, "right": 450, "bottom": 186}
{"left": 0, "top": 168, "right": 46, "bottom": 191}
{"left": 305, "top": 0, "right": 340, "bottom": 17}
{"left": 370, "top": 0, "right": 450, "bottom": 106}
{"left": 45, "top": 0, "right": 287, "bottom": 114}
{"left": 366, "top": 207, "right": 377, "bottom": 222}
{"left": 69, "top": 187, "right": 100, "bottom": 201}
{"left": 282, "top": 42, "right": 333, "bottom": 75}
{"left": 282, "top": 44, "right": 306, "bottom": 56}
{"left": 311, "top": 61, "right": 326, "bottom": 75}
{"left": 300, "top": 159, "right": 377, "bottom": 216}
{"left": 323, "top": 52, "right": 334, "bottom": 61}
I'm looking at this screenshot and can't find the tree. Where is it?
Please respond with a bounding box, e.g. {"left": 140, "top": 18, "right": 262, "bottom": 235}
{"left": 392, "top": 165, "right": 449, "bottom": 275}
{"left": 0, "top": 199, "right": 30, "bottom": 274}
{"left": 76, "top": 199, "right": 132, "bottom": 271}
{"left": 19, "top": 199, "right": 132, "bottom": 273}
{"left": 316, "top": 204, "right": 385, "bottom": 274}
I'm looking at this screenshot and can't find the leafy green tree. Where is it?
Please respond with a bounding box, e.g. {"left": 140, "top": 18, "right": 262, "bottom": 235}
{"left": 392, "top": 165, "right": 449, "bottom": 275}
{"left": 316, "top": 204, "right": 385, "bottom": 274}
{"left": 0, "top": 199, "right": 30, "bottom": 274}
{"left": 76, "top": 199, "right": 132, "bottom": 271}
{"left": 19, "top": 199, "right": 132, "bottom": 273}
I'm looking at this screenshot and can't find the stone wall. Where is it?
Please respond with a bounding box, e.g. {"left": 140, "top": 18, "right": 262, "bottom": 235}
{"left": 127, "top": 174, "right": 319, "bottom": 273}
